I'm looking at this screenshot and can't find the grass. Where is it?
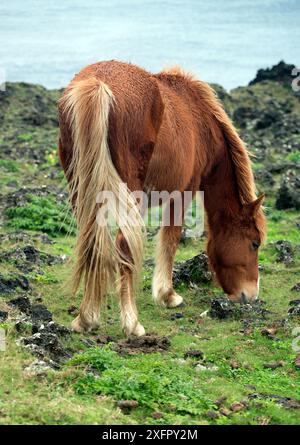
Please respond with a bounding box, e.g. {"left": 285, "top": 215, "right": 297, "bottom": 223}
{"left": 0, "top": 77, "right": 300, "bottom": 425}
{"left": 0, "top": 159, "right": 19, "bottom": 172}
{"left": 0, "top": 211, "right": 299, "bottom": 424}
{"left": 5, "top": 195, "right": 76, "bottom": 237}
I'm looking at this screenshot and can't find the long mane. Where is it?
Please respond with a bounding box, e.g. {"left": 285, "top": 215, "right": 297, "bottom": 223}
{"left": 160, "top": 67, "right": 266, "bottom": 241}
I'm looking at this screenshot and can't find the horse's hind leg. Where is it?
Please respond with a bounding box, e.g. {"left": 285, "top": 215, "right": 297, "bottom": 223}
{"left": 71, "top": 261, "right": 101, "bottom": 333}
{"left": 117, "top": 230, "right": 145, "bottom": 337}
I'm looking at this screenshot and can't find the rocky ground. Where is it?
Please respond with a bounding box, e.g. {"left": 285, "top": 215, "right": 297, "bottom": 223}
{"left": 0, "top": 61, "right": 299, "bottom": 425}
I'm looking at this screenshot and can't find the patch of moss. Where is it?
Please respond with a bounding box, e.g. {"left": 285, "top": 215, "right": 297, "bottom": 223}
{"left": 5, "top": 195, "right": 76, "bottom": 237}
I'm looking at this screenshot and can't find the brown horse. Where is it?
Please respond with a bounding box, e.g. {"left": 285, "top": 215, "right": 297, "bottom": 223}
{"left": 58, "top": 60, "right": 266, "bottom": 336}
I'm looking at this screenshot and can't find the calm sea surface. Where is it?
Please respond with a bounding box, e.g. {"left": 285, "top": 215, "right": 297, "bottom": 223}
{"left": 0, "top": 0, "right": 299, "bottom": 90}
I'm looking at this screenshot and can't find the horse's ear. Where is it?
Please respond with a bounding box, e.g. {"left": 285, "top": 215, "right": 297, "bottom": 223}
{"left": 243, "top": 194, "right": 265, "bottom": 217}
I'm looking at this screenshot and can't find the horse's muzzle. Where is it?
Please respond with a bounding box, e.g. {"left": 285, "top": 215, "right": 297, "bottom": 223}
{"left": 228, "top": 281, "right": 259, "bottom": 303}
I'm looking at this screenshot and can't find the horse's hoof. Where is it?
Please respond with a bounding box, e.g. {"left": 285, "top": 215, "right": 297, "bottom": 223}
{"left": 165, "top": 292, "right": 183, "bottom": 308}
{"left": 131, "top": 322, "right": 146, "bottom": 337}
{"left": 71, "top": 316, "right": 86, "bottom": 333}
{"left": 71, "top": 316, "right": 99, "bottom": 333}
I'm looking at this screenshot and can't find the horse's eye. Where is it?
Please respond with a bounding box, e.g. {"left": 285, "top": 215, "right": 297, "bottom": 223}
{"left": 251, "top": 241, "right": 260, "bottom": 251}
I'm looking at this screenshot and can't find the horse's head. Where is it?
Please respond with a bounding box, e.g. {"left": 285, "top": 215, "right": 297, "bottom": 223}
{"left": 207, "top": 195, "right": 266, "bottom": 303}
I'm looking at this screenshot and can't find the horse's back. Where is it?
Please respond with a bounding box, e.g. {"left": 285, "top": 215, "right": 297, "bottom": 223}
{"left": 145, "top": 72, "right": 199, "bottom": 193}
{"left": 60, "top": 60, "right": 165, "bottom": 187}
{"left": 59, "top": 60, "right": 199, "bottom": 191}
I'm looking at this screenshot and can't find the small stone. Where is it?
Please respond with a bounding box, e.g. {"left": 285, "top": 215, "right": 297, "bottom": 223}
{"left": 219, "top": 408, "right": 231, "bottom": 417}
{"left": 152, "top": 412, "right": 164, "bottom": 419}
{"left": 0, "top": 311, "right": 8, "bottom": 322}
{"left": 184, "top": 349, "right": 204, "bottom": 360}
{"left": 30, "top": 304, "right": 52, "bottom": 322}
{"left": 263, "top": 361, "right": 284, "bottom": 369}
{"left": 67, "top": 305, "right": 78, "bottom": 315}
{"left": 215, "top": 396, "right": 227, "bottom": 408}
{"left": 23, "top": 360, "right": 51, "bottom": 377}
{"left": 117, "top": 400, "right": 139, "bottom": 410}
{"left": 200, "top": 310, "right": 209, "bottom": 318}
{"left": 291, "top": 283, "right": 300, "bottom": 292}
{"left": 229, "top": 360, "right": 240, "bottom": 369}
{"left": 205, "top": 410, "right": 219, "bottom": 419}
{"left": 289, "top": 299, "right": 300, "bottom": 306}
{"left": 196, "top": 363, "right": 219, "bottom": 372}
{"left": 230, "top": 402, "right": 245, "bottom": 412}
{"left": 170, "top": 312, "right": 184, "bottom": 321}
{"left": 261, "top": 327, "right": 277, "bottom": 339}
{"left": 242, "top": 363, "right": 253, "bottom": 370}
{"left": 284, "top": 399, "right": 300, "bottom": 409}
{"left": 288, "top": 304, "right": 300, "bottom": 317}
{"left": 274, "top": 240, "right": 294, "bottom": 265}
{"left": 8, "top": 296, "right": 31, "bottom": 313}
{"left": 173, "top": 253, "right": 212, "bottom": 286}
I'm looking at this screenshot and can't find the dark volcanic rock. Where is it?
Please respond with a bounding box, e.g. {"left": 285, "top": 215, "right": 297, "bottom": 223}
{"left": 22, "top": 331, "right": 72, "bottom": 366}
{"left": 184, "top": 349, "right": 204, "bottom": 360}
{"left": 170, "top": 312, "right": 184, "bottom": 321}
{"left": 19, "top": 317, "right": 71, "bottom": 368}
{"left": 209, "top": 297, "right": 270, "bottom": 321}
{"left": 0, "top": 245, "right": 65, "bottom": 272}
{"left": 248, "top": 392, "right": 300, "bottom": 409}
{"left": 276, "top": 173, "right": 300, "bottom": 210}
{"left": 4, "top": 185, "right": 67, "bottom": 209}
{"left": 30, "top": 304, "right": 53, "bottom": 323}
{"left": 249, "top": 61, "right": 296, "bottom": 86}
{"left": 210, "top": 298, "right": 235, "bottom": 319}
{"left": 291, "top": 283, "right": 300, "bottom": 292}
{"left": 0, "top": 273, "right": 30, "bottom": 294}
{"left": 255, "top": 107, "right": 283, "bottom": 130}
{"left": 232, "top": 106, "right": 257, "bottom": 128}
{"left": 288, "top": 300, "right": 300, "bottom": 317}
{"left": 274, "top": 240, "right": 294, "bottom": 265}
{"left": 0, "top": 82, "right": 59, "bottom": 128}
{"left": 254, "top": 169, "right": 275, "bottom": 187}
{"left": 0, "top": 311, "right": 8, "bottom": 321}
{"left": 32, "top": 320, "right": 70, "bottom": 337}
{"left": 0, "top": 231, "right": 54, "bottom": 245}
{"left": 8, "top": 295, "right": 31, "bottom": 313}
{"left": 173, "top": 253, "right": 212, "bottom": 287}
{"left": 8, "top": 295, "right": 54, "bottom": 323}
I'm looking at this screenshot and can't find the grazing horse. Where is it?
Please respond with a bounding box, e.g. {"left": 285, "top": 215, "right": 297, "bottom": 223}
{"left": 58, "top": 60, "right": 266, "bottom": 336}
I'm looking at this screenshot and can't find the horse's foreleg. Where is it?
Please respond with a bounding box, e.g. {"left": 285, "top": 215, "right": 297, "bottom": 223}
{"left": 117, "top": 231, "right": 145, "bottom": 337}
{"left": 153, "top": 224, "right": 183, "bottom": 308}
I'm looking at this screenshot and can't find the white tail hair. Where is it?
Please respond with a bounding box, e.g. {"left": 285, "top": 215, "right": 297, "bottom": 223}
{"left": 60, "top": 77, "right": 144, "bottom": 330}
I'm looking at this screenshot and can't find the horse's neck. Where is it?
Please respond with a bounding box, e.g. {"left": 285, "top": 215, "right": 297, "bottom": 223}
{"left": 201, "top": 150, "right": 241, "bottom": 229}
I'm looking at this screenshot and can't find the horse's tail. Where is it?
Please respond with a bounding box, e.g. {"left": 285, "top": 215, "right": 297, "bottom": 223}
{"left": 60, "top": 77, "right": 144, "bottom": 329}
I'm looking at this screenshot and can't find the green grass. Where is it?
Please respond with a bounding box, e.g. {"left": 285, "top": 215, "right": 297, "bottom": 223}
{"left": 0, "top": 161, "right": 299, "bottom": 424}
{"left": 0, "top": 212, "right": 299, "bottom": 424}
{"left": 285, "top": 151, "right": 300, "bottom": 164}
{"left": 1, "top": 77, "right": 300, "bottom": 424}
{"left": 5, "top": 195, "right": 76, "bottom": 237}
{"left": 0, "top": 159, "right": 19, "bottom": 172}
{"left": 68, "top": 346, "right": 213, "bottom": 423}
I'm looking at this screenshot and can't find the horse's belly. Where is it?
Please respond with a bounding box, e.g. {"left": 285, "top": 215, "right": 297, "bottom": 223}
{"left": 144, "top": 138, "right": 196, "bottom": 193}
